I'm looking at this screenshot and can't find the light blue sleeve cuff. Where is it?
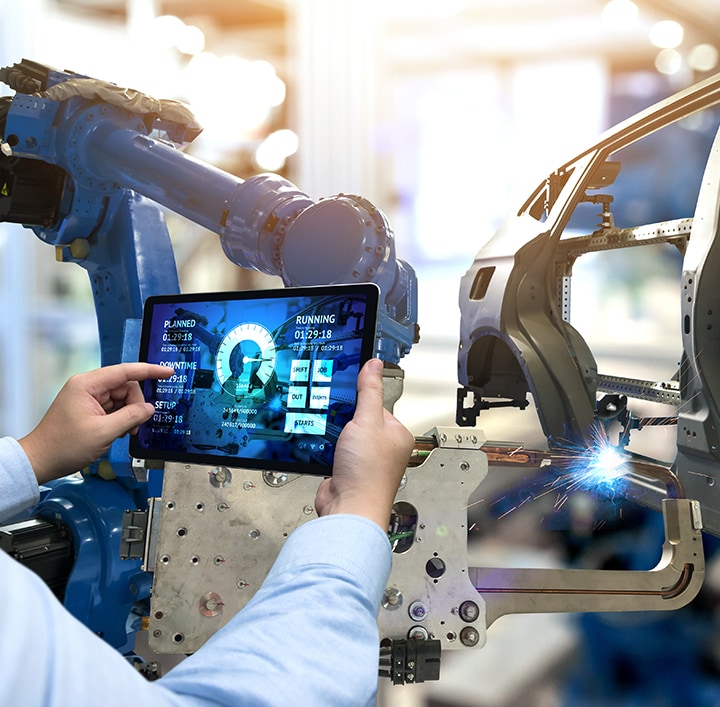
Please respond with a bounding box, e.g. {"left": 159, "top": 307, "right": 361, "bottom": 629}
{"left": 0, "top": 436, "right": 40, "bottom": 522}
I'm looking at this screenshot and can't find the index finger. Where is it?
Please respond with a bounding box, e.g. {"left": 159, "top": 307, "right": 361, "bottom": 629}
{"left": 83, "top": 363, "right": 174, "bottom": 394}
{"left": 351, "top": 358, "right": 386, "bottom": 425}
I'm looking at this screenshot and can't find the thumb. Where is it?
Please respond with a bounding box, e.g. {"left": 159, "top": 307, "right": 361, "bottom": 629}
{"left": 104, "top": 402, "right": 155, "bottom": 438}
{"left": 352, "top": 359, "right": 385, "bottom": 425}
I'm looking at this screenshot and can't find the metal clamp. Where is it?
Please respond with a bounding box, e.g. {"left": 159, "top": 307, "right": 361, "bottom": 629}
{"left": 470, "top": 463, "right": 704, "bottom": 625}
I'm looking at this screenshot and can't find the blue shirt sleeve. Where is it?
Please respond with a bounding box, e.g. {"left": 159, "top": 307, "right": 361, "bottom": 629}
{"left": 0, "top": 436, "right": 40, "bottom": 521}
{"left": 161, "top": 514, "right": 391, "bottom": 706}
{"left": 0, "top": 514, "right": 391, "bottom": 706}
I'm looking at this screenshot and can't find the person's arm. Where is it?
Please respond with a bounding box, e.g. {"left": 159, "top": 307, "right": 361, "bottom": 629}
{"left": 0, "top": 550, "right": 180, "bottom": 707}
{"left": 0, "top": 515, "right": 394, "bottom": 707}
{"left": 18, "top": 363, "right": 173, "bottom": 485}
{"left": 0, "top": 436, "right": 40, "bottom": 520}
{"left": 0, "top": 363, "right": 172, "bottom": 522}
{"left": 0, "top": 359, "right": 413, "bottom": 706}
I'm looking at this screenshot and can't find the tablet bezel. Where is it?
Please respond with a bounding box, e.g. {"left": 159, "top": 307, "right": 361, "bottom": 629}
{"left": 130, "top": 283, "right": 380, "bottom": 475}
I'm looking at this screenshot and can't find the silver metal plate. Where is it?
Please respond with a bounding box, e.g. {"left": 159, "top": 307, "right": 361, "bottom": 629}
{"left": 149, "top": 440, "right": 489, "bottom": 654}
{"left": 149, "top": 464, "right": 321, "bottom": 653}
{"left": 381, "top": 445, "right": 489, "bottom": 651}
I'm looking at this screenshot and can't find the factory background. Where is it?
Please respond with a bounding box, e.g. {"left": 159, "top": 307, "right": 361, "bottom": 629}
{"left": 1, "top": 1, "right": 719, "bottom": 705}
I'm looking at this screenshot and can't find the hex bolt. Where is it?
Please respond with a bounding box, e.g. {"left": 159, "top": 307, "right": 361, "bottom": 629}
{"left": 408, "top": 601, "right": 427, "bottom": 621}
{"left": 459, "top": 600, "right": 480, "bottom": 623}
{"left": 382, "top": 587, "right": 403, "bottom": 610}
{"left": 460, "top": 626, "right": 480, "bottom": 647}
{"left": 199, "top": 592, "right": 224, "bottom": 617}
{"left": 210, "top": 466, "right": 232, "bottom": 488}
{"left": 263, "top": 471, "right": 289, "bottom": 487}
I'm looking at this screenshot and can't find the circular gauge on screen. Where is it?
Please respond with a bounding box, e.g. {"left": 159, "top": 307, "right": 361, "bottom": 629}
{"left": 215, "top": 322, "right": 276, "bottom": 398}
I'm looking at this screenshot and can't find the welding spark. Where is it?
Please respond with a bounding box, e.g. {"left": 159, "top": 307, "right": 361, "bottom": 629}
{"left": 588, "top": 445, "right": 627, "bottom": 484}
{"left": 464, "top": 424, "right": 636, "bottom": 523}
{"left": 549, "top": 425, "right": 631, "bottom": 499}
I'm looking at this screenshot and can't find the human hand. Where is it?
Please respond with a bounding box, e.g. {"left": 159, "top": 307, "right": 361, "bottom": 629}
{"left": 315, "top": 359, "right": 414, "bottom": 529}
{"left": 19, "top": 363, "right": 173, "bottom": 484}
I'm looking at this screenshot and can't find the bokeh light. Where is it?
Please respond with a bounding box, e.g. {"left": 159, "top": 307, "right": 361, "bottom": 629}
{"left": 688, "top": 43, "right": 719, "bottom": 73}
{"left": 601, "top": 0, "right": 639, "bottom": 27}
{"left": 152, "top": 15, "right": 205, "bottom": 55}
{"left": 255, "top": 129, "right": 300, "bottom": 171}
{"left": 655, "top": 48, "right": 683, "bottom": 75}
{"left": 649, "top": 20, "right": 684, "bottom": 50}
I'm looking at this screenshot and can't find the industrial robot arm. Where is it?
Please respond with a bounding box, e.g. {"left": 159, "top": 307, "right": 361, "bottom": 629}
{"left": 0, "top": 59, "right": 418, "bottom": 367}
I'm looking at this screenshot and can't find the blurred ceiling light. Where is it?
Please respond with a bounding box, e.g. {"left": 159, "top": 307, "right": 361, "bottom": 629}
{"left": 688, "top": 43, "right": 719, "bottom": 72}
{"left": 182, "top": 52, "right": 287, "bottom": 146}
{"left": 601, "top": 0, "right": 639, "bottom": 26}
{"left": 176, "top": 24, "right": 205, "bottom": 55}
{"left": 655, "top": 48, "right": 683, "bottom": 74}
{"left": 152, "top": 14, "right": 205, "bottom": 55}
{"left": 255, "top": 129, "right": 299, "bottom": 171}
{"left": 649, "top": 20, "right": 684, "bottom": 49}
{"left": 246, "top": 59, "right": 287, "bottom": 108}
{"left": 153, "top": 14, "right": 185, "bottom": 49}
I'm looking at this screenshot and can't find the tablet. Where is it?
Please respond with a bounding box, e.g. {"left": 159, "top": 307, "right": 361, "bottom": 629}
{"left": 130, "top": 284, "right": 380, "bottom": 475}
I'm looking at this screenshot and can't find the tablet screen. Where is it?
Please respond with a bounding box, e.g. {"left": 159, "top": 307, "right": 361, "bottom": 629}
{"left": 131, "top": 284, "right": 380, "bottom": 475}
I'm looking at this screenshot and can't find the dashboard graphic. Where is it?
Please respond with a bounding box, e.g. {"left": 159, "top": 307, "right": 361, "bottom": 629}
{"left": 131, "top": 284, "right": 379, "bottom": 475}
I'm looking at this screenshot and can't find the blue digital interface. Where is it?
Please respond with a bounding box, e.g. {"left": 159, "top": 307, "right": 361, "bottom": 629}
{"left": 131, "top": 284, "right": 379, "bottom": 475}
